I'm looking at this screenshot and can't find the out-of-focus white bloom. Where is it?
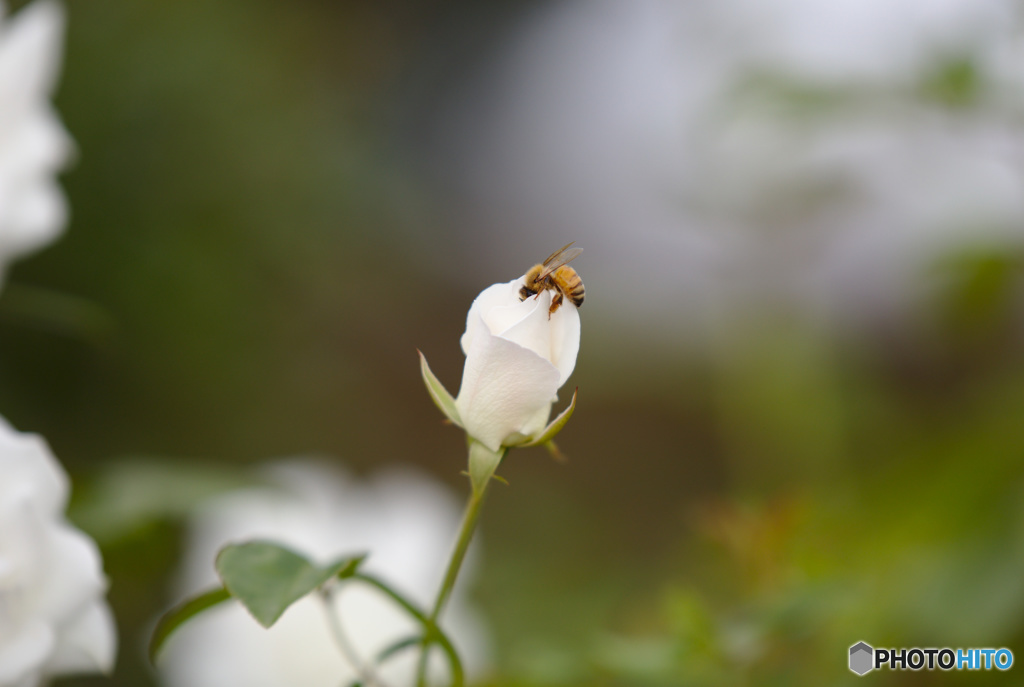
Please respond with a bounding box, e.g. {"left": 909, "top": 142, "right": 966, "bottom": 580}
{"left": 428, "top": 0, "right": 1024, "bottom": 340}
{"left": 0, "top": 416, "right": 117, "bottom": 687}
{"left": 0, "top": 0, "right": 72, "bottom": 283}
{"left": 455, "top": 279, "right": 579, "bottom": 452}
{"left": 159, "top": 461, "right": 490, "bottom": 687}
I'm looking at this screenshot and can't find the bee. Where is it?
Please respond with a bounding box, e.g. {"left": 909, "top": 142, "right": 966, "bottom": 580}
{"left": 519, "top": 242, "right": 585, "bottom": 318}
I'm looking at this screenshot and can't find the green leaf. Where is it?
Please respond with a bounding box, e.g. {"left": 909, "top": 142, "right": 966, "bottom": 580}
{"left": 215, "top": 540, "right": 364, "bottom": 628}
{"left": 468, "top": 441, "right": 505, "bottom": 495}
{"left": 149, "top": 586, "right": 231, "bottom": 664}
{"left": 519, "top": 387, "right": 578, "bottom": 447}
{"left": 418, "top": 350, "right": 462, "bottom": 426}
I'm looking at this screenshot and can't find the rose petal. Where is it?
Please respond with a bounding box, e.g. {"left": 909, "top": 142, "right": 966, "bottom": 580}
{"left": 0, "top": 621, "right": 54, "bottom": 686}
{"left": 456, "top": 316, "right": 560, "bottom": 451}
{"left": 2, "top": 178, "right": 67, "bottom": 254}
{"left": 466, "top": 277, "right": 580, "bottom": 385}
{"left": 546, "top": 297, "right": 580, "bottom": 385}
{"left": 34, "top": 524, "right": 107, "bottom": 626}
{"left": 0, "top": 0, "right": 64, "bottom": 107}
{"left": 0, "top": 107, "right": 70, "bottom": 176}
{"left": 460, "top": 279, "right": 524, "bottom": 355}
{"left": 44, "top": 599, "right": 117, "bottom": 675}
{"left": 518, "top": 400, "right": 554, "bottom": 440}
{"left": 494, "top": 288, "right": 556, "bottom": 362}
{"left": 0, "top": 419, "right": 68, "bottom": 517}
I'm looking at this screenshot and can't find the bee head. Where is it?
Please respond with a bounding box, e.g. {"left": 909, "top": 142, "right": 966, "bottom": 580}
{"left": 518, "top": 285, "right": 536, "bottom": 302}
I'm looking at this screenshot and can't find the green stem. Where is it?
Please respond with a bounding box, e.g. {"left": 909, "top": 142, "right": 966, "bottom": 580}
{"left": 415, "top": 441, "right": 503, "bottom": 687}
{"left": 433, "top": 489, "right": 485, "bottom": 620}
{"left": 349, "top": 572, "right": 464, "bottom": 685}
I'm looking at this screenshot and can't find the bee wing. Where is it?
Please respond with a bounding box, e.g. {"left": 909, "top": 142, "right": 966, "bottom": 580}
{"left": 537, "top": 242, "right": 583, "bottom": 279}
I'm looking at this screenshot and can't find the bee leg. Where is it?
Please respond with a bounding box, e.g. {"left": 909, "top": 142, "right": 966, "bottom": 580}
{"left": 548, "top": 292, "right": 563, "bottom": 319}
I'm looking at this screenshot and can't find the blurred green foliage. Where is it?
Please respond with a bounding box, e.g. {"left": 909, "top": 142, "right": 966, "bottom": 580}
{"left": 1, "top": 1, "right": 1022, "bottom": 686}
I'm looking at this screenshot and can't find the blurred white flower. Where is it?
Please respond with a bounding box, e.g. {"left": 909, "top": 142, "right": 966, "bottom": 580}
{"left": 429, "top": 0, "right": 1024, "bottom": 340}
{"left": 159, "top": 460, "right": 490, "bottom": 687}
{"left": 0, "top": 0, "right": 72, "bottom": 284}
{"left": 0, "top": 416, "right": 116, "bottom": 687}
{"left": 456, "top": 279, "right": 579, "bottom": 452}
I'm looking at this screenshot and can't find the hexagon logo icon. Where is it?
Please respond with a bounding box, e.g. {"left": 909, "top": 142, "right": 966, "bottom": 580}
{"left": 849, "top": 641, "right": 874, "bottom": 675}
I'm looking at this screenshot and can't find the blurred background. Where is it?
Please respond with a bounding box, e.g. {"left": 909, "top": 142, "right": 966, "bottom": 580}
{"left": 3, "top": 0, "right": 1024, "bottom": 684}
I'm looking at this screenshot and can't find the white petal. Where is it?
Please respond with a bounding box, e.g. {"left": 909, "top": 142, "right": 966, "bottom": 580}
{"left": 44, "top": 600, "right": 117, "bottom": 676}
{"left": 2, "top": 176, "right": 67, "bottom": 254}
{"left": 546, "top": 297, "right": 580, "bottom": 385}
{"left": 0, "top": 620, "right": 53, "bottom": 686}
{"left": 521, "top": 400, "right": 554, "bottom": 438}
{"left": 492, "top": 288, "right": 556, "bottom": 362}
{"left": 460, "top": 279, "right": 524, "bottom": 355}
{"left": 0, "top": 106, "right": 71, "bottom": 177}
{"left": 0, "top": 0, "right": 64, "bottom": 106}
{"left": 0, "top": 417, "right": 115, "bottom": 685}
{"left": 0, "top": 418, "right": 68, "bottom": 516}
{"left": 32, "top": 524, "right": 106, "bottom": 624}
{"left": 455, "top": 317, "right": 560, "bottom": 451}
{"left": 460, "top": 277, "right": 580, "bottom": 387}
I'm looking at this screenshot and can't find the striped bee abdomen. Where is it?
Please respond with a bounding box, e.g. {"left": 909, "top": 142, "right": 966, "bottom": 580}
{"left": 553, "top": 267, "right": 585, "bottom": 307}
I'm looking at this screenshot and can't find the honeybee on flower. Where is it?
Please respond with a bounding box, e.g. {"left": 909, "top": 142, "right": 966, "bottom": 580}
{"left": 518, "top": 242, "right": 585, "bottom": 318}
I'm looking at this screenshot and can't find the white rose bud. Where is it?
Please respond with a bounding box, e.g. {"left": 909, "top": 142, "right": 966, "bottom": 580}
{"left": 454, "top": 279, "right": 580, "bottom": 452}
{"left": 0, "top": 416, "right": 117, "bottom": 686}
{"left": 420, "top": 269, "right": 581, "bottom": 489}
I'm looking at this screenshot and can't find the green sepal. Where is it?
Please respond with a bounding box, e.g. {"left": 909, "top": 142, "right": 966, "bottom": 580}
{"left": 215, "top": 540, "right": 366, "bottom": 628}
{"left": 517, "top": 387, "right": 578, "bottom": 448}
{"left": 461, "top": 468, "right": 508, "bottom": 486}
{"left": 544, "top": 441, "right": 566, "bottom": 462}
{"left": 418, "top": 350, "right": 462, "bottom": 426}
{"left": 149, "top": 586, "right": 231, "bottom": 664}
{"left": 468, "top": 440, "right": 506, "bottom": 495}
{"left": 334, "top": 552, "right": 368, "bottom": 579}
